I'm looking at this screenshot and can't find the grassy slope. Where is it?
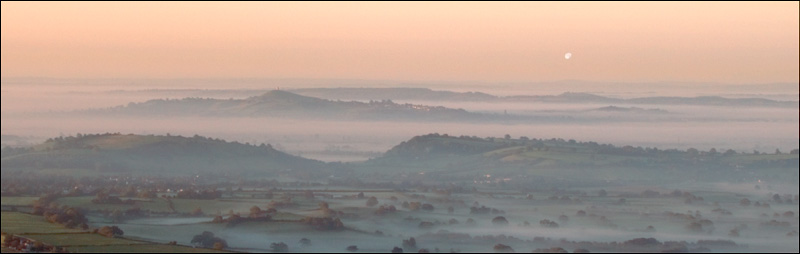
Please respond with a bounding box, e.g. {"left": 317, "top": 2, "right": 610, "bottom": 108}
{"left": 366, "top": 134, "right": 799, "bottom": 183}
{"left": 1, "top": 133, "right": 325, "bottom": 177}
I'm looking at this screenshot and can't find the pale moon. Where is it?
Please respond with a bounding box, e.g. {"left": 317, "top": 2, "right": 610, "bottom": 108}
{"left": 565, "top": 52, "right": 572, "bottom": 60}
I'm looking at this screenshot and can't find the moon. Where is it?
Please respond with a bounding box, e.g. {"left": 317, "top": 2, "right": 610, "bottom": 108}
{"left": 565, "top": 52, "right": 572, "bottom": 60}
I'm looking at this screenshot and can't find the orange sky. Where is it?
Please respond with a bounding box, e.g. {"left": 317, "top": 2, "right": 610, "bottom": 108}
{"left": 1, "top": 2, "right": 798, "bottom": 83}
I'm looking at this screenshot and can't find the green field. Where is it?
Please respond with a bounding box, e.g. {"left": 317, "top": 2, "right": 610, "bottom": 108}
{"left": 0, "top": 247, "right": 19, "bottom": 253}
{"left": 18, "top": 233, "right": 149, "bottom": 247}
{"left": 0, "top": 197, "right": 38, "bottom": 207}
{"left": 68, "top": 244, "right": 228, "bottom": 253}
{"left": 0, "top": 212, "right": 85, "bottom": 234}
{"left": 55, "top": 196, "right": 259, "bottom": 214}
{"left": 1, "top": 212, "right": 228, "bottom": 253}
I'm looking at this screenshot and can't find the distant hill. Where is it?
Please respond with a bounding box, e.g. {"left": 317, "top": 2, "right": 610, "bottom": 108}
{"left": 591, "top": 106, "right": 668, "bottom": 114}
{"left": 290, "top": 87, "right": 497, "bottom": 101}
{"left": 92, "top": 90, "right": 519, "bottom": 122}
{"left": 507, "top": 92, "right": 798, "bottom": 108}
{"left": 286, "top": 88, "right": 797, "bottom": 108}
{"left": 1, "top": 133, "right": 326, "bottom": 176}
{"left": 97, "top": 88, "right": 797, "bottom": 108}
{"left": 381, "top": 134, "right": 512, "bottom": 161}
{"left": 367, "top": 134, "right": 799, "bottom": 184}
{"left": 1, "top": 135, "right": 37, "bottom": 147}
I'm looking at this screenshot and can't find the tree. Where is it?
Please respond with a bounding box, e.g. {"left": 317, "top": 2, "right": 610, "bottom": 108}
{"left": 392, "top": 247, "right": 404, "bottom": 253}
{"left": 686, "top": 222, "right": 703, "bottom": 232}
{"left": 302, "top": 217, "right": 345, "bottom": 230}
{"left": 491, "top": 216, "right": 509, "bottom": 225}
{"left": 270, "top": 242, "right": 289, "bottom": 252}
{"left": 493, "top": 244, "right": 514, "bottom": 253}
{"left": 773, "top": 194, "right": 783, "bottom": 203}
{"left": 402, "top": 237, "right": 417, "bottom": 251}
{"left": 250, "top": 206, "right": 263, "bottom": 218}
{"left": 408, "top": 202, "right": 422, "bottom": 211}
{"left": 366, "top": 196, "right": 379, "bottom": 207}
{"left": 299, "top": 238, "right": 311, "bottom": 246}
{"left": 346, "top": 245, "right": 359, "bottom": 252}
{"left": 539, "top": 219, "right": 559, "bottom": 228}
{"left": 739, "top": 198, "right": 751, "bottom": 206}
{"left": 191, "top": 231, "right": 227, "bottom": 249}
{"left": 597, "top": 189, "right": 607, "bottom": 197}
{"left": 212, "top": 216, "right": 225, "bottom": 223}
{"left": 96, "top": 226, "right": 124, "bottom": 238}
{"left": 213, "top": 242, "right": 225, "bottom": 250}
{"left": 533, "top": 247, "right": 567, "bottom": 253}
{"left": 419, "top": 221, "right": 434, "bottom": 229}
{"left": 375, "top": 205, "right": 397, "bottom": 216}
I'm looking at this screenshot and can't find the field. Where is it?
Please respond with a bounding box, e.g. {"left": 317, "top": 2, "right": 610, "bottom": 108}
{"left": 67, "top": 244, "right": 228, "bottom": 253}
{"left": 2, "top": 135, "right": 797, "bottom": 252}
{"left": 58, "top": 185, "right": 794, "bottom": 253}
{"left": 1, "top": 212, "right": 228, "bottom": 253}
{"left": 0, "top": 197, "right": 38, "bottom": 207}
{"left": 0, "top": 212, "right": 85, "bottom": 235}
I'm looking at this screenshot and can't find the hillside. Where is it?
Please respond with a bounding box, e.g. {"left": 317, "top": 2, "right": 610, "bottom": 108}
{"left": 0, "top": 133, "right": 326, "bottom": 177}
{"left": 380, "top": 134, "right": 512, "bottom": 160}
{"left": 591, "top": 106, "right": 668, "bottom": 114}
{"left": 94, "top": 90, "right": 516, "bottom": 122}
{"left": 507, "top": 92, "right": 798, "bottom": 108}
{"left": 290, "top": 87, "right": 497, "bottom": 101}
{"left": 367, "top": 134, "right": 799, "bottom": 184}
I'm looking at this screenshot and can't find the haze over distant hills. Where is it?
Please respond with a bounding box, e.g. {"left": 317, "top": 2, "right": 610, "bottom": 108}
{"left": 65, "top": 88, "right": 798, "bottom": 125}
{"left": 291, "top": 88, "right": 798, "bottom": 108}
{"left": 88, "top": 87, "right": 798, "bottom": 108}
{"left": 86, "top": 90, "right": 524, "bottom": 122}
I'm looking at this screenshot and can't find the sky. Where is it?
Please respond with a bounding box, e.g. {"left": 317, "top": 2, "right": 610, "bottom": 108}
{"left": 1, "top": 2, "right": 798, "bottom": 84}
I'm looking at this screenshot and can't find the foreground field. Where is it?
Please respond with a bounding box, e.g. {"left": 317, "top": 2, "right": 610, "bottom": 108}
{"left": 0, "top": 212, "right": 227, "bottom": 253}
{"left": 67, "top": 185, "right": 798, "bottom": 253}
